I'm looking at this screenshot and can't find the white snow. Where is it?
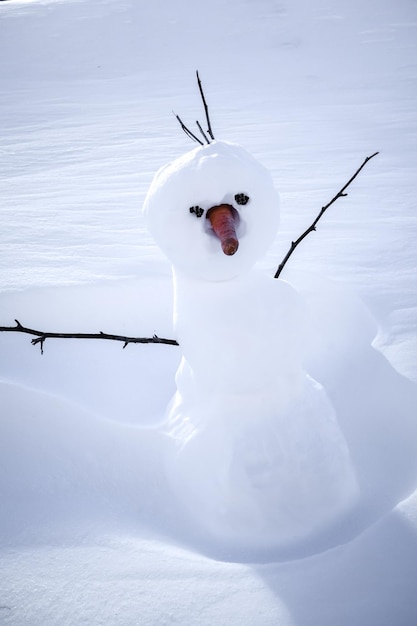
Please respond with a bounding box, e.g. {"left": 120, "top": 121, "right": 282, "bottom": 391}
{"left": 1, "top": 0, "right": 417, "bottom": 624}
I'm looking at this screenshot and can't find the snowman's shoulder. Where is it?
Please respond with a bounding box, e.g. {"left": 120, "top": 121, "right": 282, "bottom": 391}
{"left": 272, "top": 278, "right": 306, "bottom": 322}
{"left": 272, "top": 276, "right": 302, "bottom": 299}
{"left": 251, "top": 271, "right": 303, "bottom": 304}
{"left": 247, "top": 272, "right": 305, "bottom": 324}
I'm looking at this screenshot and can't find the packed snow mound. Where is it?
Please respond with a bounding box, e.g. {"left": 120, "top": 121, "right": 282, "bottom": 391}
{"left": 143, "top": 140, "right": 280, "bottom": 281}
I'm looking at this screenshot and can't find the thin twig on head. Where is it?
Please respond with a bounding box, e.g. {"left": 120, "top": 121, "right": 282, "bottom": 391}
{"left": 196, "top": 70, "right": 215, "bottom": 140}
{"left": 196, "top": 120, "right": 210, "bottom": 144}
{"left": 173, "top": 112, "right": 204, "bottom": 145}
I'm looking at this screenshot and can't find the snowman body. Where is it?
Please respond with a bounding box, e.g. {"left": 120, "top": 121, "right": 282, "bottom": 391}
{"left": 144, "top": 141, "right": 359, "bottom": 548}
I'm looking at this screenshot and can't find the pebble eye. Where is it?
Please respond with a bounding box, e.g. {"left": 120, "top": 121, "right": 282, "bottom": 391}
{"left": 234, "top": 193, "right": 250, "bottom": 206}
{"left": 190, "top": 206, "right": 204, "bottom": 217}
{"left": 189, "top": 206, "right": 204, "bottom": 218}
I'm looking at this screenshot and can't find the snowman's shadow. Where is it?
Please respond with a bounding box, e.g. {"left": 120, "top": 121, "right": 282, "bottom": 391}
{"left": 294, "top": 273, "right": 417, "bottom": 539}
{"left": 251, "top": 277, "right": 417, "bottom": 615}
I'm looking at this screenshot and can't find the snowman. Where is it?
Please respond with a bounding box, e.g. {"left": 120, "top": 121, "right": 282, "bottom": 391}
{"left": 143, "top": 137, "right": 359, "bottom": 551}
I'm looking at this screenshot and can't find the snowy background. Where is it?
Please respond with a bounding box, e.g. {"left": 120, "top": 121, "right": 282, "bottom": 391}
{"left": 1, "top": 0, "right": 417, "bottom": 624}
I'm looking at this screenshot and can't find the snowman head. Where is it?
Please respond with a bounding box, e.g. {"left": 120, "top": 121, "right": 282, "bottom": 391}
{"left": 143, "top": 140, "right": 280, "bottom": 281}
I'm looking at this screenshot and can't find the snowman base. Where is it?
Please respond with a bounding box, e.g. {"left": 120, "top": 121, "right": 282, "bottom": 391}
{"left": 164, "top": 374, "right": 359, "bottom": 552}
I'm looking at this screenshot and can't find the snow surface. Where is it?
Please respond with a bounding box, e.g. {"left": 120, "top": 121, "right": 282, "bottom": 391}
{"left": 1, "top": 0, "right": 417, "bottom": 624}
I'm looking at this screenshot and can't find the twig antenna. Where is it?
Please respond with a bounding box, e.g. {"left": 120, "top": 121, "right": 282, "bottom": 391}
{"left": 174, "top": 71, "right": 216, "bottom": 145}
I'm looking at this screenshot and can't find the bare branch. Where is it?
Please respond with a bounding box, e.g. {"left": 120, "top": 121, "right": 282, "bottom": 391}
{"left": 274, "top": 151, "right": 379, "bottom": 279}
{"left": 196, "top": 119, "right": 210, "bottom": 144}
{"left": 173, "top": 112, "right": 204, "bottom": 145}
{"left": 0, "top": 320, "right": 178, "bottom": 354}
{"left": 173, "top": 72, "right": 215, "bottom": 146}
{"left": 196, "top": 70, "right": 215, "bottom": 140}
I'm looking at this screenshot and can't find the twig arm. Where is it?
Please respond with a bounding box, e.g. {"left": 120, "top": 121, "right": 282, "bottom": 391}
{"left": 0, "top": 320, "right": 178, "bottom": 354}
{"left": 274, "top": 151, "right": 379, "bottom": 279}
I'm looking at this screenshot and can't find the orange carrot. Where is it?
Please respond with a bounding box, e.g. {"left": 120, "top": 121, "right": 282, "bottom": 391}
{"left": 206, "top": 204, "right": 239, "bottom": 256}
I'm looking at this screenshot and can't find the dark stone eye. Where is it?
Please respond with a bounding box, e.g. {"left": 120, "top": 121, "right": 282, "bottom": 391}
{"left": 189, "top": 206, "right": 204, "bottom": 218}
{"left": 234, "top": 193, "right": 250, "bottom": 206}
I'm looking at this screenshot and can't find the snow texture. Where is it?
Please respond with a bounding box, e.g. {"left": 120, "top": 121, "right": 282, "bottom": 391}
{"left": 1, "top": 0, "right": 417, "bottom": 624}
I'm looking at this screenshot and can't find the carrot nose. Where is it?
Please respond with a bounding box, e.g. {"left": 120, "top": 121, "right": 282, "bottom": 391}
{"left": 206, "top": 204, "right": 239, "bottom": 256}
